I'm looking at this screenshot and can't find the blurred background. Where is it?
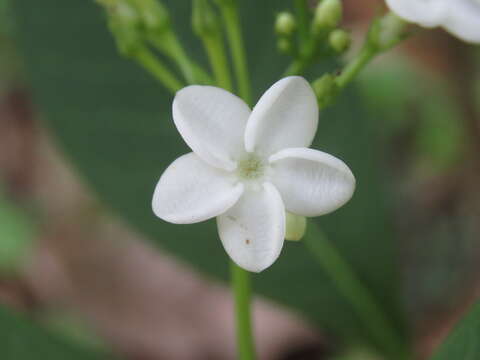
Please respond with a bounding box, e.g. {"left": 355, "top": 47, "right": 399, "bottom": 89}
{"left": 0, "top": 0, "right": 479, "bottom": 359}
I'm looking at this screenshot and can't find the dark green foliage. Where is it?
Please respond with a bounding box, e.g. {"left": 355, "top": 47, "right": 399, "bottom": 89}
{"left": 0, "top": 306, "right": 114, "bottom": 360}
{"left": 431, "top": 302, "right": 480, "bottom": 360}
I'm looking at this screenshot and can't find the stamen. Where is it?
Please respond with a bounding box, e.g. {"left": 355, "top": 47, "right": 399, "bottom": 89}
{"left": 237, "top": 154, "right": 265, "bottom": 180}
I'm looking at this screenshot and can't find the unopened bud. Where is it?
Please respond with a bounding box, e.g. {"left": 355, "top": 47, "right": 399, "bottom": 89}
{"left": 312, "top": 0, "right": 342, "bottom": 35}
{"left": 192, "top": 0, "right": 219, "bottom": 37}
{"left": 368, "top": 12, "right": 408, "bottom": 51}
{"left": 277, "top": 37, "right": 293, "bottom": 54}
{"left": 329, "top": 29, "right": 350, "bottom": 53}
{"left": 275, "top": 12, "right": 296, "bottom": 36}
{"left": 100, "top": 0, "right": 142, "bottom": 56}
{"left": 97, "top": 0, "right": 170, "bottom": 56}
{"left": 285, "top": 212, "right": 307, "bottom": 241}
{"left": 134, "top": 0, "right": 170, "bottom": 33}
{"left": 108, "top": 0, "right": 139, "bottom": 26}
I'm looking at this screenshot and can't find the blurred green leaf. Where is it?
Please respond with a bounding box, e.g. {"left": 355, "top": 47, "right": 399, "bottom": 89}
{"left": 359, "top": 58, "right": 465, "bottom": 173}
{"left": 430, "top": 302, "right": 480, "bottom": 360}
{"left": 41, "top": 311, "right": 107, "bottom": 351}
{"left": 332, "top": 347, "right": 382, "bottom": 360}
{"left": 12, "top": 0, "right": 408, "bottom": 356}
{"left": 0, "top": 189, "right": 33, "bottom": 273}
{"left": 0, "top": 0, "right": 11, "bottom": 32}
{"left": 0, "top": 0, "right": 22, "bottom": 91}
{"left": 0, "top": 305, "right": 115, "bottom": 360}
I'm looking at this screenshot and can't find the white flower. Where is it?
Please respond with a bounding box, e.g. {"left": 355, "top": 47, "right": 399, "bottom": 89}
{"left": 152, "top": 76, "right": 355, "bottom": 272}
{"left": 385, "top": 0, "right": 480, "bottom": 43}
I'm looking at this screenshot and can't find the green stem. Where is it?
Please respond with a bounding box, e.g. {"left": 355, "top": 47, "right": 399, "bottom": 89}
{"left": 205, "top": 4, "right": 254, "bottom": 358}
{"left": 335, "top": 46, "right": 376, "bottom": 89}
{"left": 304, "top": 230, "right": 409, "bottom": 359}
{"left": 150, "top": 33, "right": 212, "bottom": 85}
{"left": 294, "top": 0, "right": 310, "bottom": 47}
{"left": 133, "top": 46, "right": 184, "bottom": 93}
{"left": 231, "top": 261, "right": 255, "bottom": 360}
{"left": 283, "top": 58, "right": 309, "bottom": 77}
{"left": 218, "top": 1, "right": 251, "bottom": 104}
{"left": 335, "top": 12, "right": 410, "bottom": 90}
{"left": 202, "top": 34, "right": 233, "bottom": 91}
{"left": 150, "top": 33, "right": 196, "bottom": 83}
{"left": 215, "top": 4, "right": 255, "bottom": 358}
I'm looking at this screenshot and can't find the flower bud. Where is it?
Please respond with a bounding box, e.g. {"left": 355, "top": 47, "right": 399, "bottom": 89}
{"left": 312, "top": 0, "right": 342, "bottom": 35}
{"left": 277, "top": 37, "right": 293, "bottom": 54}
{"left": 97, "top": 0, "right": 171, "bottom": 56}
{"left": 275, "top": 12, "right": 296, "bottom": 36}
{"left": 134, "top": 0, "right": 170, "bottom": 33}
{"left": 285, "top": 212, "right": 307, "bottom": 241}
{"left": 192, "top": 0, "right": 220, "bottom": 37}
{"left": 368, "top": 12, "right": 408, "bottom": 51}
{"left": 329, "top": 29, "right": 350, "bottom": 53}
{"left": 107, "top": 0, "right": 139, "bottom": 27}
{"left": 99, "top": 0, "right": 142, "bottom": 56}
{"left": 312, "top": 73, "right": 338, "bottom": 108}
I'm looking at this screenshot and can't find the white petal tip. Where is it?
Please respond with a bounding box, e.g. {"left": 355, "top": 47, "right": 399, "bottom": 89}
{"left": 269, "top": 147, "right": 356, "bottom": 217}
{"left": 231, "top": 258, "right": 276, "bottom": 273}
{"left": 217, "top": 184, "right": 285, "bottom": 274}
{"left": 244, "top": 76, "right": 318, "bottom": 155}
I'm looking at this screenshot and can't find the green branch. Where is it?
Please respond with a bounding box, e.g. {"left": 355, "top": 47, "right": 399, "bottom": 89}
{"left": 133, "top": 46, "right": 183, "bottom": 93}
{"left": 192, "top": 0, "right": 233, "bottom": 91}
{"left": 304, "top": 227, "right": 410, "bottom": 359}
{"left": 149, "top": 33, "right": 212, "bottom": 85}
{"left": 231, "top": 262, "right": 256, "bottom": 360}
{"left": 217, "top": 0, "right": 251, "bottom": 104}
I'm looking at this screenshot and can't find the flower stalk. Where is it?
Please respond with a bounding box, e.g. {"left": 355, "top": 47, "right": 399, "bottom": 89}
{"left": 304, "top": 229, "right": 411, "bottom": 360}
{"left": 134, "top": 46, "right": 184, "bottom": 93}
{"left": 231, "top": 261, "right": 256, "bottom": 360}
{"left": 335, "top": 12, "right": 409, "bottom": 88}
{"left": 207, "top": 2, "right": 254, "bottom": 357}
{"left": 148, "top": 31, "right": 212, "bottom": 85}
{"left": 282, "top": 0, "right": 349, "bottom": 78}
{"left": 215, "top": 0, "right": 251, "bottom": 104}
{"left": 311, "top": 12, "right": 409, "bottom": 108}
{"left": 192, "top": 0, "right": 233, "bottom": 91}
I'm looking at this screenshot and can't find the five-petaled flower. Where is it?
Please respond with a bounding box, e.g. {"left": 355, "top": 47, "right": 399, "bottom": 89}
{"left": 385, "top": 0, "right": 480, "bottom": 43}
{"left": 152, "top": 76, "right": 355, "bottom": 272}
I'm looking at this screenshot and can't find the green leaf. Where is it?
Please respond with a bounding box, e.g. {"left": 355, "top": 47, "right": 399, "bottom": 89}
{"left": 0, "top": 305, "right": 114, "bottom": 360}
{"left": 430, "top": 302, "right": 480, "bottom": 360}
{"left": 11, "top": 0, "right": 408, "bottom": 356}
{"left": 0, "top": 188, "right": 33, "bottom": 273}
{"left": 359, "top": 59, "right": 465, "bottom": 173}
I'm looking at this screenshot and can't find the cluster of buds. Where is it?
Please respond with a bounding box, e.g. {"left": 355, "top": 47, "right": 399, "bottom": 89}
{"left": 274, "top": 0, "right": 351, "bottom": 58}
{"left": 96, "top": 0, "right": 170, "bottom": 56}
{"left": 274, "top": 1, "right": 410, "bottom": 110}
{"left": 275, "top": 12, "right": 297, "bottom": 54}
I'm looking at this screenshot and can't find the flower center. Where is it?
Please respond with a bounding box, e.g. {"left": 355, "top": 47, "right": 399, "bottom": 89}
{"left": 237, "top": 154, "right": 266, "bottom": 181}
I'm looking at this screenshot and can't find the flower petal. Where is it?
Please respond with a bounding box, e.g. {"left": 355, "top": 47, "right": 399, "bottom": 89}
{"left": 217, "top": 182, "right": 285, "bottom": 273}
{"left": 244, "top": 76, "right": 318, "bottom": 157}
{"left": 173, "top": 85, "right": 251, "bottom": 171}
{"left": 269, "top": 148, "right": 355, "bottom": 217}
{"left": 385, "top": 0, "right": 448, "bottom": 27}
{"left": 153, "top": 153, "right": 244, "bottom": 224}
{"left": 443, "top": 0, "right": 480, "bottom": 43}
